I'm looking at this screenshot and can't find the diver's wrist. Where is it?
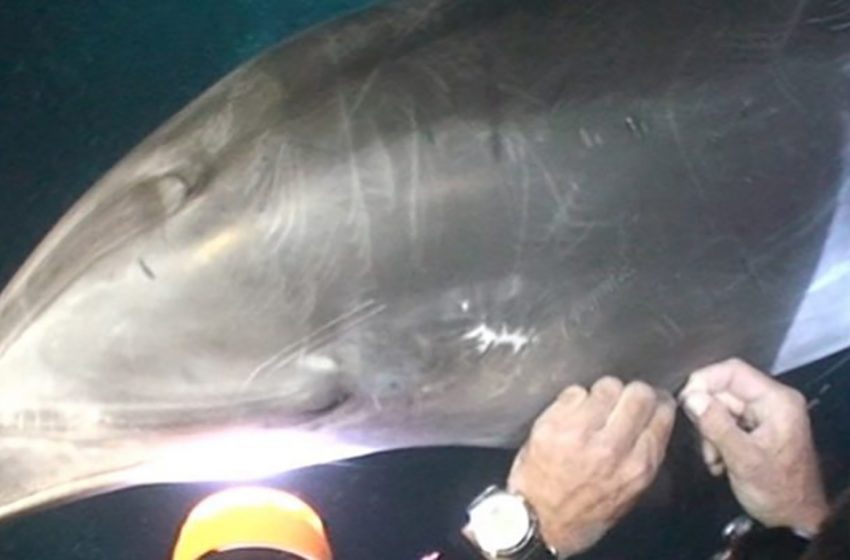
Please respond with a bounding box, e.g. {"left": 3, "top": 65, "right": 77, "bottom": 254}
{"left": 789, "top": 503, "right": 828, "bottom": 539}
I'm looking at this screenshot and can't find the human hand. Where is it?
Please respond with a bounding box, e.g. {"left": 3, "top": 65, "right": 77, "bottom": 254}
{"left": 680, "top": 359, "right": 829, "bottom": 535}
{"left": 508, "top": 378, "right": 675, "bottom": 556}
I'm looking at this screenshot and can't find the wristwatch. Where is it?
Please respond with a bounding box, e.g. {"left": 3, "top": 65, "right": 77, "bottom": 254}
{"left": 462, "top": 486, "right": 559, "bottom": 560}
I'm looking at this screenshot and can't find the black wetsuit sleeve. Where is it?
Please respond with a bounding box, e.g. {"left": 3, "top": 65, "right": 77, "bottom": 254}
{"left": 432, "top": 533, "right": 483, "bottom": 559}
{"left": 728, "top": 527, "right": 810, "bottom": 559}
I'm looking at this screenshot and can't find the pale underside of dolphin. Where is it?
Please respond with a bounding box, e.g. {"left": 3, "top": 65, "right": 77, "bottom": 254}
{"left": 1, "top": 0, "right": 850, "bottom": 519}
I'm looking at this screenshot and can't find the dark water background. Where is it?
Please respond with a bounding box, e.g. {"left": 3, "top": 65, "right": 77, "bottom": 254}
{"left": 1, "top": 2, "right": 850, "bottom": 559}
{"left": 0, "top": 0, "right": 375, "bottom": 287}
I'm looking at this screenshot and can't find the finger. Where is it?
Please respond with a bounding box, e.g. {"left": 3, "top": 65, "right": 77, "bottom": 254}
{"left": 603, "top": 382, "right": 658, "bottom": 452}
{"left": 551, "top": 385, "right": 590, "bottom": 412}
{"left": 590, "top": 376, "right": 625, "bottom": 406}
{"left": 682, "top": 358, "right": 780, "bottom": 404}
{"left": 647, "top": 392, "right": 676, "bottom": 450}
{"left": 628, "top": 396, "right": 676, "bottom": 482}
{"left": 715, "top": 391, "right": 746, "bottom": 417}
{"left": 532, "top": 385, "right": 588, "bottom": 428}
{"left": 682, "top": 386, "right": 758, "bottom": 433}
{"left": 577, "top": 377, "right": 624, "bottom": 429}
{"left": 684, "top": 390, "right": 736, "bottom": 476}
{"left": 701, "top": 439, "right": 725, "bottom": 476}
{"left": 682, "top": 391, "right": 751, "bottom": 464}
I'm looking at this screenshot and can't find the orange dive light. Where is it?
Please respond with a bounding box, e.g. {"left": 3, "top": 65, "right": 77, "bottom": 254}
{"left": 172, "top": 487, "right": 333, "bottom": 560}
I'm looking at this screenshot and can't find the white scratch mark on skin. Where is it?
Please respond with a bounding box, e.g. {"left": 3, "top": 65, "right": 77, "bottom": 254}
{"left": 406, "top": 106, "right": 422, "bottom": 243}
{"left": 776, "top": 0, "right": 807, "bottom": 52}
{"left": 580, "top": 127, "right": 594, "bottom": 148}
{"left": 367, "top": 117, "right": 398, "bottom": 211}
{"left": 463, "top": 323, "right": 532, "bottom": 354}
{"left": 500, "top": 84, "right": 547, "bottom": 108}
{"left": 807, "top": 3, "right": 850, "bottom": 24}
{"left": 513, "top": 134, "right": 532, "bottom": 270}
{"left": 399, "top": 0, "right": 443, "bottom": 36}
{"left": 294, "top": 161, "right": 308, "bottom": 242}
{"left": 339, "top": 92, "right": 373, "bottom": 264}
{"left": 667, "top": 108, "right": 708, "bottom": 204}
{"left": 241, "top": 300, "right": 385, "bottom": 388}
{"left": 567, "top": 267, "right": 637, "bottom": 326}
{"left": 378, "top": 128, "right": 398, "bottom": 211}
{"left": 770, "top": 64, "right": 805, "bottom": 112}
{"left": 340, "top": 95, "right": 365, "bottom": 225}
{"left": 657, "top": 313, "right": 685, "bottom": 343}
{"left": 265, "top": 139, "right": 300, "bottom": 252}
{"left": 370, "top": 392, "right": 383, "bottom": 412}
{"left": 202, "top": 102, "right": 236, "bottom": 153}
{"left": 350, "top": 68, "right": 381, "bottom": 114}
{"left": 804, "top": 350, "right": 850, "bottom": 395}
{"left": 419, "top": 61, "right": 450, "bottom": 95}
{"left": 524, "top": 136, "right": 566, "bottom": 208}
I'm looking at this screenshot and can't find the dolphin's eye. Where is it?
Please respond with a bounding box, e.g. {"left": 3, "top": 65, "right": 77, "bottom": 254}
{"left": 141, "top": 174, "right": 194, "bottom": 216}
{"left": 154, "top": 175, "right": 191, "bottom": 215}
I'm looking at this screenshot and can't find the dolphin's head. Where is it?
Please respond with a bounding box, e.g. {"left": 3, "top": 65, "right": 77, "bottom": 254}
{"left": 0, "top": 58, "right": 306, "bottom": 408}
{"left": 0, "top": 44, "right": 395, "bottom": 517}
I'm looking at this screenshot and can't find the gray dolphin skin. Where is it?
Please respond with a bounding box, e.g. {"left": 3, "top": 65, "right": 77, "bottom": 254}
{"left": 1, "top": 0, "right": 850, "bottom": 519}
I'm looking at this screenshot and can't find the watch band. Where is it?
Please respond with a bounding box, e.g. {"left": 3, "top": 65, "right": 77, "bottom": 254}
{"left": 512, "top": 537, "right": 558, "bottom": 560}
{"left": 714, "top": 516, "right": 811, "bottom": 560}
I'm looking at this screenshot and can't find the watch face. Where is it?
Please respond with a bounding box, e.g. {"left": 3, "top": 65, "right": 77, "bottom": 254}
{"left": 468, "top": 492, "right": 532, "bottom": 555}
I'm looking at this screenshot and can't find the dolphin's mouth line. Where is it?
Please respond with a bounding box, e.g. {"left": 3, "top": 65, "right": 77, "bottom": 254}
{"left": 0, "top": 387, "right": 358, "bottom": 438}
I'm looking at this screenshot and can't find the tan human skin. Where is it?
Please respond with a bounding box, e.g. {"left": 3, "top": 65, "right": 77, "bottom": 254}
{"left": 680, "top": 358, "right": 830, "bottom": 536}
{"left": 508, "top": 377, "right": 676, "bottom": 556}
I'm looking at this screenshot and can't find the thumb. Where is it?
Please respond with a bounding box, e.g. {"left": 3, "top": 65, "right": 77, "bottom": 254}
{"left": 683, "top": 392, "right": 750, "bottom": 464}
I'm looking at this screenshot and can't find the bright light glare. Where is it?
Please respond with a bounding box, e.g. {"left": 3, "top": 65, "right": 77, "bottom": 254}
{"left": 131, "top": 428, "right": 375, "bottom": 484}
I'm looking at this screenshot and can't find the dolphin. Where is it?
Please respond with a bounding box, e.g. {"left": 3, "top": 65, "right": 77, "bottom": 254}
{"left": 1, "top": 0, "right": 849, "bottom": 519}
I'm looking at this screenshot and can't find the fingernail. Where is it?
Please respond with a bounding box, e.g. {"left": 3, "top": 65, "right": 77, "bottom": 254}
{"left": 684, "top": 392, "right": 710, "bottom": 418}
{"left": 679, "top": 375, "right": 707, "bottom": 398}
